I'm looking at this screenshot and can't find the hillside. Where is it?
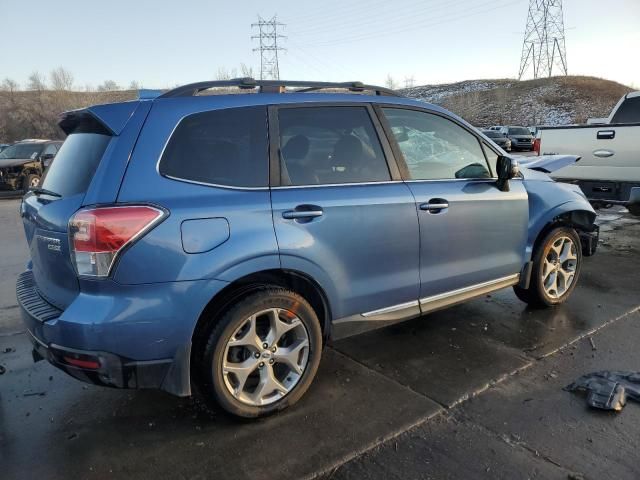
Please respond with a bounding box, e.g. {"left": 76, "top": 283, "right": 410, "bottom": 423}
{"left": 0, "top": 76, "right": 633, "bottom": 142}
{"left": 0, "top": 90, "right": 137, "bottom": 142}
{"left": 401, "top": 76, "right": 633, "bottom": 127}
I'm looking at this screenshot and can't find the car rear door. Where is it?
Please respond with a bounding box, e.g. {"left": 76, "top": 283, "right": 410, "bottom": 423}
{"left": 377, "top": 106, "right": 528, "bottom": 308}
{"left": 270, "top": 104, "right": 421, "bottom": 323}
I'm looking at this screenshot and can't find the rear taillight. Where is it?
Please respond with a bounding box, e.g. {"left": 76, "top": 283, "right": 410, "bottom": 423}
{"left": 69, "top": 205, "right": 165, "bottom": 277}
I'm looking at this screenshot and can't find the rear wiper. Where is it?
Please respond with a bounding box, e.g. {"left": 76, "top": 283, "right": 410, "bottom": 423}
{"left": 28, "top": 187, "right": 61, "bottom": 198}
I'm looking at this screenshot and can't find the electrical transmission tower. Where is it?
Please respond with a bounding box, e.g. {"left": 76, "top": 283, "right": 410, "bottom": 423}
{"left": 518, "top": 0, "right": 568, "bottom": 80}
{"left": 252, "top": 16, "right": 286, "bottom": 80}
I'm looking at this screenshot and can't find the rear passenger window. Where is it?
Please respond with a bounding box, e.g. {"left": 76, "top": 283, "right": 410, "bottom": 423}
{"left": 159, "top": 106, "right": 268, "bottom": 188}
{"left": 278, "top": 107, "right": 390, "bottom": 186}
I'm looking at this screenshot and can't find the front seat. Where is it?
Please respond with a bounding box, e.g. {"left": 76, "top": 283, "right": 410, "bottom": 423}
{"left": 330, "top": 135, "right": 364, "bottom": 183}
{"left": 281, "top": 135, "right": 315, "bottom": 185}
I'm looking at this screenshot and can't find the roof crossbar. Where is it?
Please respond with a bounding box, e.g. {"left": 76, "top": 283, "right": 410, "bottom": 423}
{"left": 158, "top": 78, "right": 401, "bottom": 98}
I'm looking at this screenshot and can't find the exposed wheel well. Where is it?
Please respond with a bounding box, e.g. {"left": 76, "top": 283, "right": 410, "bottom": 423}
{"left": 532, "top": 210, "right": 596, "bottom": 255}
{"left": 190, "top": 269, "right": 331, "bottom": 371}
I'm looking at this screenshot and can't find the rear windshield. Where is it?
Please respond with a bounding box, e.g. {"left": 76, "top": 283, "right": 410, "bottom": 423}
{"left": 40, "top": 133, "right": 111, "bottom": 197}
{"left": 508, "top": 127, "right": 530, "bottom": 135}
{"left": 611, "top": 96, "right": 640, "bottom": 124}
{"left": 0, "top": 143, "right": 44, "bottom": 159}
{"left": 484, "top": 131, "right": 502, "bottom": 138}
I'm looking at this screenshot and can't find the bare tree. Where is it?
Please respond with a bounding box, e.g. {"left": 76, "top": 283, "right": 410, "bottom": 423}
{"left": 240, "top": 63, "right": 254, "bottom": 78}
{"left": 129, "top": 80, "right": 141, "bottom": 90}
{"left": 0, "top": 78, "right": 19, "bottom": 93}
{"left": 385, "top": 74, "right": 397, "bottom": 90}
{"left": 50, "top": 67, "right": 74, "bottom": 91}
{"left": 28, "top": 72, "right": 47, "bottom": 91}
{"left": 97, "top": 80, "right": 120, "bottom": 91}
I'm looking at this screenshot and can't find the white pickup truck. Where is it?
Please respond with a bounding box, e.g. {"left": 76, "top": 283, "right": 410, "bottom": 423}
{"left": 536, "top": 91, "right": 640, "bottom": 214}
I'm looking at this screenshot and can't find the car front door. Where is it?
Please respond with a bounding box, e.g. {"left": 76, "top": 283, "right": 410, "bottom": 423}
{"left": 378, "top": 106, "right": 529, "bottom": 309}
{"left": 270, "top": 104, "right": 421, "bottom": 324}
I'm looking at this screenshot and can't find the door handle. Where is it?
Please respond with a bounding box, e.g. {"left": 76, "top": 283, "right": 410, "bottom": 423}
{"left": 282, "top": 205, "right": 324, "bottom": 220}
{"left": 593, "top": 149, "right": 614, "bottom": 158}
{"left": 419, "top": 199, "right": 449, "bottom": 213}
{"left": 597, "top": 130, "right": 615, "bottom": 140}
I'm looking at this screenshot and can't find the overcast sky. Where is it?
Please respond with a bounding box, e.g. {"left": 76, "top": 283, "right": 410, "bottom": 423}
{"left": 2, "top": 0, "right": 639, "bottom": 89}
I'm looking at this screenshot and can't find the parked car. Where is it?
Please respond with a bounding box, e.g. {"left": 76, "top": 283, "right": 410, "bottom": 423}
{"left": 487, "top": 125, "right": 503, "bottom": 131}
{"left": 0, "top": 139, "right": 62, "bottom": 190}
{"left": 482, "top": 129, "right": 512, "bottom": 151}
{"left": 537, "top": 91, "right": 640, "bottom": 215}
{"left": 500, "top": 126, "right": 534, "bottom": 151}
{"left": 18, "top": 79, "right": 599, "bottom": 418}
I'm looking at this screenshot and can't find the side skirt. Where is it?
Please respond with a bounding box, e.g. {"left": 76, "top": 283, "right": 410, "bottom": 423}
{"left": 331, "top": 274, "right": 520, "bottom": 340}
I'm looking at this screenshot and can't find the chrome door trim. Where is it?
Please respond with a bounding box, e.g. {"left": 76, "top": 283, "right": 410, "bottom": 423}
{"left": 361, "top": 300, "right": 420, "bottom": 318}
{"left": 419, "top": 273, "right": 520, "bottom": 313}
{"left": 332, "top": 274, "right": 520, "bottom": 325}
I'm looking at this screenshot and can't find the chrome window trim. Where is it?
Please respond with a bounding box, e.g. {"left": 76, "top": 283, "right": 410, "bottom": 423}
{"left": 163, "top": 174, "right": 269, "bottom": 191}
{"left": 271, "top": 180, "right": 404, "bottom": 190}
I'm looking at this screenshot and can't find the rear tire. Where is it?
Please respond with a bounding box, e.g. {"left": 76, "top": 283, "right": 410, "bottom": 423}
{"left": 196, "top": 287, "right": 322, "bottom": 418}
{"left": 513, "top": 226, "right": 582, "bottom": 307}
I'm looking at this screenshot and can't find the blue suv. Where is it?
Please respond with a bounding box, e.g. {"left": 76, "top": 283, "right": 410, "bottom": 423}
{"left": 18, "top": 79, "right": 598, "bottom": 417}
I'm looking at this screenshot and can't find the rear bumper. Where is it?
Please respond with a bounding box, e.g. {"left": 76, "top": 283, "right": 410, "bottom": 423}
{"left": 17, "top": 270, "right": 228, "bottom": 396}
{"left": 27, "top": 328, "right": 174, "bottom": 390}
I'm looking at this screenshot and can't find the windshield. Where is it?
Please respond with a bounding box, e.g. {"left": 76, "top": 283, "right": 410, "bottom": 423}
{"left": 484, "top": 131, "right": 503, "bottom": 138}
{"left": 0, "top": 143, "right": 44, "bottom": 159}
{"left": 508, "top": 127, "right": 530, "bottom": 136}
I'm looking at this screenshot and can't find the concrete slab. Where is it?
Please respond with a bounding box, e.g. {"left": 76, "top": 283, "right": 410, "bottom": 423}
{"left": 333, "top": 318, "right": 531, "bottom": 407}
{"left": 328, "top": 414, "right": 568, "bottom": 480}
{"left": 458, "top": 311, "right": 640, "bottom": 480}
{"left": 0, "top": 335, "right": 441, "bottom": 480}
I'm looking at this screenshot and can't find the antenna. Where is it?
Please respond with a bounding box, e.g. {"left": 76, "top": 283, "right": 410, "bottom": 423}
{"left": 518, "top": 0, "right": 568, "bottom": 80}
{"left": 252, "top": 15, "right": 286, "bottom": 80}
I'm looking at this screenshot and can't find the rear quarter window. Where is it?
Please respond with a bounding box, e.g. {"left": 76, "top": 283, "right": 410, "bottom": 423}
{"left": 159, "top": 106, "right": 269, "bottom": 188}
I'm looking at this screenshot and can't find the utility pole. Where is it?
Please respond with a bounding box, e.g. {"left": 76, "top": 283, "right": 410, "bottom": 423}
{"left": 404, "top": 76, "right": 415, "bottom": 88}
{"left": 252, "top": 16, "right": 286, "bottom": 80}
{"left": 518, "top": 0, "right": 568, "bottom": 80}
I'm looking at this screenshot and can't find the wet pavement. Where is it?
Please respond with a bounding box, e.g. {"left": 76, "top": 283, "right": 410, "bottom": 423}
{"left": 1, "top": 198, "right": 639, "bottom": 480}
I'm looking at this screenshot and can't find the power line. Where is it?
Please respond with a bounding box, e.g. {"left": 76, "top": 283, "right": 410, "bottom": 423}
{"left": 295, "top": 0, "right": 522, "bottom": 48}
{"left": 288, "top": 0, "right": 480, "bottom": 37}
{"left": 518, "top": 0, "right": 568, "bottom": 79}
{"left": 252, "top": 16, "right": 286, "bottom": 80}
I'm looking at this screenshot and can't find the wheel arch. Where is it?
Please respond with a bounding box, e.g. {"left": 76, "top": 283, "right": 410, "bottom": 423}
{"left": 190, "top": 268, "right": 332, "bottom": 374}
{"left": 529, "top": 204, "right": 596, "bottom": 258}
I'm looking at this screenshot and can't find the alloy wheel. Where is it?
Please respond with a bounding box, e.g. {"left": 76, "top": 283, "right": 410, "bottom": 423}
{"left": 221, "top": 307, "right": 310, "bottom": 406}
{"left": 542, "top": 236, "right": 577, "bottom": 299}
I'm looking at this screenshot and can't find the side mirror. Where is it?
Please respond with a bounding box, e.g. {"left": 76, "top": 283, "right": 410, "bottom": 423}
{"left": 496, "top": 155, "right": 519, "bottom": 192}
{"left": 41, "top": 153, "right": 55, "bottom": 161}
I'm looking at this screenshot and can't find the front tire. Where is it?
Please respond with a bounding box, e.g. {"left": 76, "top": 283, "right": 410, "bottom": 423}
{"left": 197, "top": 287, "right": 323, "bottom": 418}
{"left": 514, "top": 226, "right": 582, "bottom": 307}
{"left": 22, "top": 173, "right": 40, "bottom": 191}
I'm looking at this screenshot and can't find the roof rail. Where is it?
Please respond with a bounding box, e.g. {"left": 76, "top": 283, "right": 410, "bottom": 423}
{"left": 157, "top": 78, "right": 402, "bottom": 98}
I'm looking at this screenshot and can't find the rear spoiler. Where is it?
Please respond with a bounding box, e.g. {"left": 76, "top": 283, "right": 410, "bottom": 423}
{"left": 58, "top": 101, "right": 140, "bottom": 136}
